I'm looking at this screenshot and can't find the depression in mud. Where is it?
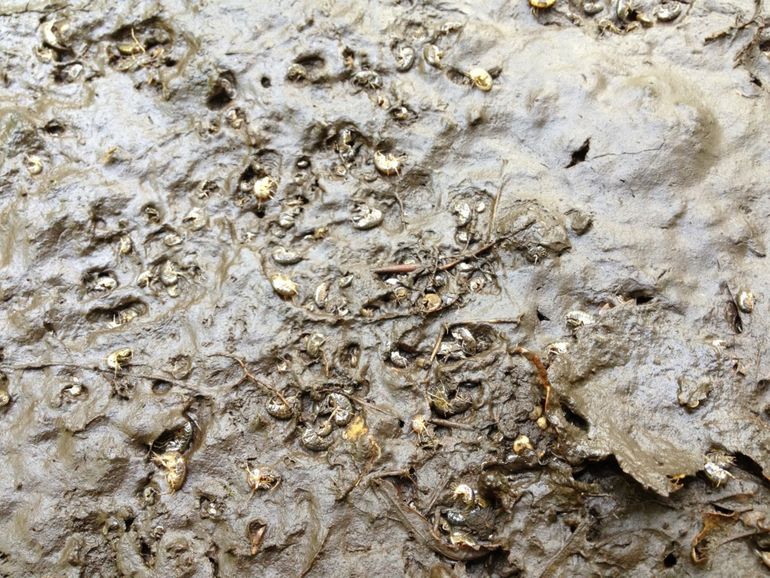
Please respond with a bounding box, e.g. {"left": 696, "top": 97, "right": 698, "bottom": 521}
{"left": 1, "top": 0, "right": 769, "bottom": 576}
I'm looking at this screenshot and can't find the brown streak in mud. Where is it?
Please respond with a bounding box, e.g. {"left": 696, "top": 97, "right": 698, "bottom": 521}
{"left": 513, "top": 346, "right": 553, "bottom": 413}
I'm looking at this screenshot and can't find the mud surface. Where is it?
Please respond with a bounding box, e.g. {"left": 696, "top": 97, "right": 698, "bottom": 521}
{"left": 1, "top": 0, "right": 770, "bottom": 576}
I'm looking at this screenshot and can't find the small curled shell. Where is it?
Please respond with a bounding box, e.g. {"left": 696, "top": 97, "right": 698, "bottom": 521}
{"left": 530, "top": 0, "right": 556, "bottom": 8}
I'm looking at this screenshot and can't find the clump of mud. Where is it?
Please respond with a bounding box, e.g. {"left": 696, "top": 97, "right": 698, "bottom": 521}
{"left": 1, "top": 0, "right": 769, "bottom": 576}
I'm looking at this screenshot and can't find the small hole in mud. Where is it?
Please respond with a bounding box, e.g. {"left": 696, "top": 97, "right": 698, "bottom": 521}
{"left": 536, "top": 309, "right": 550, "bottom": 322}
{"left": 397, "top": 419, "right": 405, "bottom": 428}
{"left": 561, "top": 402, "right": 589, "bottom": 431}
{"left": 634, "top": 295, "right": 654, "bottom": 305}
{"left": 751, "top": 75, "right": 762, "bottom": 87}
{"left": 152, "top": 380, "right": 172, "bottom": 395}
{"left": 732, "top": 452, "right": 765, "bottom": 478}
{"left": 44, "top": 120, "right": 65, "bottom": 135}
{"left": 206, "top": 73, "right": 237, "bottom": 110}
{"left": 139, "top": 539, "right": 153, "bottom": 563}
{"left": 566, "top": 138, "right": 590, "bottom": 168}
{"left": 663, "top": 552, "right": 677, "bottom": 567}
{"left": 261, "top": 76, "right": 271, "bottom": 88}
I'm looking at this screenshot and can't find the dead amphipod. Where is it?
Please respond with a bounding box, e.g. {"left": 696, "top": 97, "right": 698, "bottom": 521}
{"left": 246, "top": 465, "right": 280, "bottom": 492}
{"left": 467, "top": 67, "right": 493, "bottom": 92}
{"left": 703, "top": 453, "right": 734, "bottom": 487}
{"left": 512, "top": 435, "right": 533, "bottom": 454}
{"left": 565, "top": 310, "right": 595, "bottom": 329}
{"left": 270, "top": 274, "right": 298, "bottom": 299}
{"left": 107, "top": 348, "right": 133, "bottom": 374}
{"left": 154, "top": 451, "right": 187, "bottom": 493}
{"left": 351, "top": 205, "right": 384, "bottom": 230}
{"left": 41, "top": 18, "right": 69, "bottom": 50}
{"left": 25, "top": 156, "right": 43, "bottom": 175}
{"left": 736, "top": 289, "right": 755, "bottom": 313}
{"left": 253, "top": 176, "right": 277, "bottom": 203}
{"left": 423, "top": 44, "right": 443, "bottom": 68}
{"left": 655, "top": 2, "right": 682, "bottom": 22}
{"left": 419, "top": 293, "right": 442, "bottom": 313}
{"left": 373, "top": 151, "right": 402, "bottom": 176}
{"left": 266, "top": 395, "right": 297, "bottom": 420}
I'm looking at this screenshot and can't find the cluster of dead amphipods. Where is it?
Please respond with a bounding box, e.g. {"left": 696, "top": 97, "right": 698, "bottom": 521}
{"left": 265, "top": 387, "right": 357, "bottom": 452}
{"left": 388, "top": 22, "right": 497, "bottom": 92}
{"left": 149, "top": 418, "right": 196, "bottom": 493}
{"left": 530, "top": 0, "right": 686, "bottom": 30}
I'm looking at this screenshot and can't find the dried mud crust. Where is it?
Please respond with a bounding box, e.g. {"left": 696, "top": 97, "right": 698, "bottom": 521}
{"left": 1, "top": 0, "right": 770, "bottom": 576}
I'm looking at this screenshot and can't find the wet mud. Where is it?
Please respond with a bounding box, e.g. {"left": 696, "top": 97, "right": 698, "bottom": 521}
{"left": 1, "top": 0, "right": 770, "bottom": 576}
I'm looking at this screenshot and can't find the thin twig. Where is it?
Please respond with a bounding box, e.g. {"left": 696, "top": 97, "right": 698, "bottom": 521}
{"left": 209, "top": 353, "right": 289, "bottom": 406}
{"left": 437, "top": 240, "right": 499, "bottom": 272}
{"left": 428, "top": 324, "right": 447, "bottom": 366}
{"left": 428, "top": 417, "right": 475, "bottom": 430}
{"left": 487, "top": 160, "right": 508, "bottom": 242}
{"left": 345, "top": 393, "right": 400, "bottom": 419}
{"left": 372, "top": 239, "right": 500, "bottom": 275}
{"left": 372, "top": 263, "right": 423, "bottom": 275}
